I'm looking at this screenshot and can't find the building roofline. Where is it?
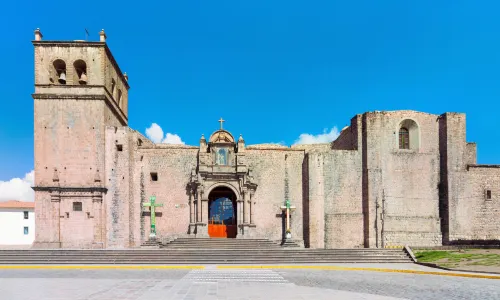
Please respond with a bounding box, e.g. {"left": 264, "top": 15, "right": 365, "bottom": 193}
{"left": 0, "top": 200, "right": 35, "bottom": 209}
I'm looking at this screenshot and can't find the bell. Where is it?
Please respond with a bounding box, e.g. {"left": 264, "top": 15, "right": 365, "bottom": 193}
{"left": 79, "top": 71, "right": 87, "bottom": 84}
{"left": 58, "top": 71, "right": 66, "bottom": 84}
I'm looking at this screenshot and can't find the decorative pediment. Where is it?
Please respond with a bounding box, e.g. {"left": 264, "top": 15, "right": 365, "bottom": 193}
{"left": 209, "top": 129, "right": 235, "bottom": 144}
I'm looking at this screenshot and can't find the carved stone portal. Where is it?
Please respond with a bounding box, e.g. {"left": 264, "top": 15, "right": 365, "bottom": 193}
{"left": 188, "top": 121, "right": 257, "bottom": 238}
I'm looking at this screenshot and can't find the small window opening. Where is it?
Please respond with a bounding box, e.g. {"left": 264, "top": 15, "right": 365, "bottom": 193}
{"left": 399, "top": 127, "right": 410, "bottom": 149}
{"left": 73, "top": 202, "right": 82, "bottom": 211}
{"left": 137, "top": 139, "right": 143, "bottom": 147}
{"left": 111, "top": 78, "right": 116, "bottom": 97}
{"left": 486, "top": 190, "right": 492, "bottom": 200}
{"left": 150, "top": 172, "right": 158, "bottom": 181}
{"left": 74, "top": 60, "right": 87, "bottom": 84}
{"left": 53, "top": 59, "right": 66, "bottom": 84}
{"left": 116, "top": 144, "right": 123, "bottom": 151}
{"left": 23, "top": 227, "right": 29, "bottom": 235}
{"left": 117, "top": 89, "right": 122, "bottom": 107}
{"left": 24, "top": 211, "right": 29, "bottom": 219}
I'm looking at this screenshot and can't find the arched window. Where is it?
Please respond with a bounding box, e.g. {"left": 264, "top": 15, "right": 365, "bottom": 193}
{"left": 398, "top": 119, "right": 420, "bottom": 150}
{"left": 73, "top": 60, "right": 87, "bottom": 84}
{"left": 52, "top": 59, "right": 66, "bottom": 84}
{"left": 217, "top": 148, "right": 227, "bottom": 165}
{"left": 399, "top": 127, "right": 410, "bottom": 149}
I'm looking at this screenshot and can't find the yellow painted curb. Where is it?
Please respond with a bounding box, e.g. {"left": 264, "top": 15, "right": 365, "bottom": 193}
{"left": 217, "top": 265, "right": 500, "bottom": 280}
{"left": 0, "top": 265, "right": 205, "bottom": 270}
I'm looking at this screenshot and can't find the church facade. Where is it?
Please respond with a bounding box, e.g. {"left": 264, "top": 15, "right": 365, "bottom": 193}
{"left": 31, "top": 29, "right": 500, "bottom": 249}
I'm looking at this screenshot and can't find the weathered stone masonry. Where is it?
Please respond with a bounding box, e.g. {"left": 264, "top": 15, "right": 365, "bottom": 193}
{"left": 32, "top": 29, "right": 500, "bottom": 249}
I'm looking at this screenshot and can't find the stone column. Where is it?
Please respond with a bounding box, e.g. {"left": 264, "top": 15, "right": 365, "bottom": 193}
{"left": 250, "top": 192, "right": 255, "bottom": 225}
{"left": 50, "top": 192, "right": 62, "bottom": 248}
{"left": 202, "top": 196, "right": 209, "bottom": 223}
{"left": 243, "top": 191, "right": 250, "bottom": 224}
{"left": 189, "top": 190, "right": 195, "bottom": 224}
{"left": 92, "top": 192, "right": 104, "bottom": 248}
{"left": 237, "top": 200, "right": 243, "bottom": 226}
{"left": 196, "top": 190, "right": 202, "bottom": 223}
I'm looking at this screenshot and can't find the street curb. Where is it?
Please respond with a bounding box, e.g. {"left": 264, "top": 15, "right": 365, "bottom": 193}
{"left": 217, "top": 265, "right": 500, "bottom": 279}
{"left": 416, "top": 262, "right": 500, "bottom": 275}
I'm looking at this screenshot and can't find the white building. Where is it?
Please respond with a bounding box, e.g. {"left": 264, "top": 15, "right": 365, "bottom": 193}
{"left": 0, "top": 201, "right": 35, "bottom": 245}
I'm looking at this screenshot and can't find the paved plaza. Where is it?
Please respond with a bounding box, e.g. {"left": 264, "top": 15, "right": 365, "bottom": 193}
{"left": 0, "top": 264, "right": 499, "bottom": 300}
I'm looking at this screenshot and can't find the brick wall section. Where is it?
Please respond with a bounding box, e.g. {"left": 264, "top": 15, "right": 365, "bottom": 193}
{"left": 456, "top": 166, "right": 500, "bottom": 241}
{"left": 440, "top": 113, "right": 500, "bottom": 243}
{"left": 138, "top": 145, "right": 198, "bottom": 243}
{"left": 323, "top": 150, "right": 364, "bottom": 248}
{"left": 245, "top": 148, "right": 305, "bottom": 243}
{"left": 362, "top": 111, "right": 442, "bottom": 247}
{"left": 465, "top": 143, "right": 477, "bottom": 165}
{"left": 331, "top": 115, "right": 360, "bottom": 150}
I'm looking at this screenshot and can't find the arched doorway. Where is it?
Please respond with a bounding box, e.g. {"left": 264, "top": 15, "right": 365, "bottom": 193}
{"left": 208, "top": 186, "right": 237, "bottom": 238}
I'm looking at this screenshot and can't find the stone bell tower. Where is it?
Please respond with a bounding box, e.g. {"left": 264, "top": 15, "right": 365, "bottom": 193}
{"left": 32, "top": 29, "right": 129, "bottom": 248}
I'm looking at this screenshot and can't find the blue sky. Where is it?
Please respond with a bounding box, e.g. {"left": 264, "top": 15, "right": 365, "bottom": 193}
{"left": 0, "top": 0, "right": 499, "bottom": 183}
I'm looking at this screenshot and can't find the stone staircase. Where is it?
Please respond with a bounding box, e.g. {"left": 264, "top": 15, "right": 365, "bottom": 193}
{"left": 0, "top": 239, "right": 413, "bottom": 264}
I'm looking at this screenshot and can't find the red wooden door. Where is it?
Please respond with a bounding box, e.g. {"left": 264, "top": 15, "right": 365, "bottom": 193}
{"left": 208, "top": 196, "right": 237, "bottom": 238}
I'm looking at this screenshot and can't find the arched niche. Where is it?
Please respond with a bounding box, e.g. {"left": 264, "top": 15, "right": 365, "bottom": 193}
{"left": 398, "top": 119, "right": 420, "bottom": 150}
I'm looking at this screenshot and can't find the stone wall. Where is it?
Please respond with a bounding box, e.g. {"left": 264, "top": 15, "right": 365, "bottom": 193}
{"left": 137, "top": 145, "right": 198, "bottom": 243}
{"left": 323, "top": 149, "right": 364, "bottom": 248}
{"left": 453, "top": 166, "right": 500, "bottom": 241}
{"left": 440, "top": 113, "right": 500, "bottom": 243}
{"left": 362, "top": 111, "right": 442, "bottom": 247}
{"left": 245, "top": 148, "right": 305, "bottom": 242}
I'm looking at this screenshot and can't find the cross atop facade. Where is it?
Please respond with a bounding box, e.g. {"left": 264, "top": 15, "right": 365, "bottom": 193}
{"left": 143, "top": 196, "right": 163, "bottom": 238}
{"left": 218, "top": 118, "right": 225, "bottom": 130}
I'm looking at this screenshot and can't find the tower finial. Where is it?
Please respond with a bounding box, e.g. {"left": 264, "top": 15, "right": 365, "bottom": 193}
{"left": 99, "top": 29, "right": 107, "bottom": 42}
{"left": 34, "top": 28, "right": 43, "bottom": 41}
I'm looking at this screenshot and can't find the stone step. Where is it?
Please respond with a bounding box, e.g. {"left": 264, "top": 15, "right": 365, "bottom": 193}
{"left": 0, "top": 260, "right": 412, "bottom": 264}
{"left": 0, "top": 237, "right": 413, "bottom": 264}
{"left": 0, "top": 258, "right": 411, "bottom": 263}
{"left": 0, "top": 250, "right": 407, "bottom": 255}
{"left": 0, "top": 255, "right": 408, "bottom": 259}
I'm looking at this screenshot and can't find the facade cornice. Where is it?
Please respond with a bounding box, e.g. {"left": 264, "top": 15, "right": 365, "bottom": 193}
{"left": 32, "top": 186, "right": 108, "bottom": 193}
{"left": 32, "top": 90, "right": 128, "bottom": 125}
{"left": 467, "top": 164, "right": 500, "bottom": 170}
{"left": 32, "top": 94, "right": 106, "bottom": 100}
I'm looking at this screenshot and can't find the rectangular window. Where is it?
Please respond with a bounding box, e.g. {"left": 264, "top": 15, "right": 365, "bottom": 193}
{"left": 486, "top": 190, "right": 492, "bottom": 200}
{"left": 24, "top": 211, "right": 29, "bottom": 219}
{"left": 116, "top": 144, "right": 123, "bottom": 151}
{"left": 150, "top": 172, "right": 158, "bottom": 181}
{"left": 73, "top": 202, "right": 83, "bottom": 211}
{"left": 24, "top": 227, "right": 29, "bottom": 235}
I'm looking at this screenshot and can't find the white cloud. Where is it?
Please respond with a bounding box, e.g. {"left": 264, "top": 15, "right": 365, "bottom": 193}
{"left": 145, "top": 123, "right": 185, "bottom": 144}
{"left": 0, "top": 170, "right": 35, "bottom": 202}
{"left": 293, "top": 127, "right": 340, "bottom": 145}
{"left": 163, "top": 133, "right": 184, "bottom": 144}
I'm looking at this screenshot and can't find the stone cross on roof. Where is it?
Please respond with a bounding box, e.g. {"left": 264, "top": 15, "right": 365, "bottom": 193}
{"left": 218, "top": 118, "right": 225, "bottom": 130}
